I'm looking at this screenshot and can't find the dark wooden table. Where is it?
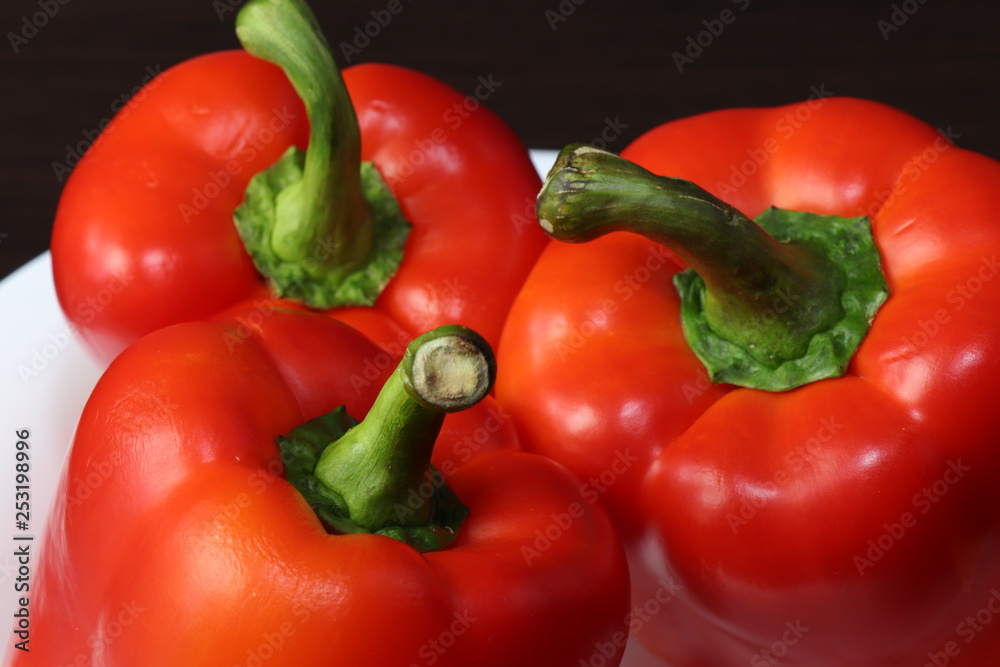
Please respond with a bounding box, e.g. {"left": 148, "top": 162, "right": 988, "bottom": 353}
{"left": 2, "top": 0, "right": 998, "bottom": 280}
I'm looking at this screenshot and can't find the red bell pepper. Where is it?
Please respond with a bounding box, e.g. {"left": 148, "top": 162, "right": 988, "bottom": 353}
{"left": 497, "top": 98, "right": 1000, "bottom": 665}
{"left": 9, "top": 309, "right": 629, "bottom": 665}
{"left": 51, "top": 0, "right": 547, "bottom": 365}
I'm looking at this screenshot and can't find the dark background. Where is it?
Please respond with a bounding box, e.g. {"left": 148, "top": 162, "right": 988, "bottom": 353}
{"left": 2, "top": 0, "right": 998, "bottom": 280}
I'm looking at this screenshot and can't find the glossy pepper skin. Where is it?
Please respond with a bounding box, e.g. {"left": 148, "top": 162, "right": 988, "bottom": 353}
{"left": 8, "top": 309, "right": 629, "bottom": 666}
{"left": 496, "top": 98, "right": 1000, "bottom": 665}
{"left": 51, "top": 3, "right": 546, "bottom": 365}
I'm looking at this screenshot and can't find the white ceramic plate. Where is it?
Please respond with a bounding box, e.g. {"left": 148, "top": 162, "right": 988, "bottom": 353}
{"left": 0, "top": 148, "right": 663, "bottom": 665}
{"left": 0, "top": 251, "right": 105, "bottom": 627}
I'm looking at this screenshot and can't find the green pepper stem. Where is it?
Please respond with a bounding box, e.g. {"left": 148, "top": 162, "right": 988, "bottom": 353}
{"left": 538, "top": 144, "right": 843, "bottom": 362}
{"left": 537, "top": 144, "right": 889, "bottom": 391}
{"left": 313, "top": 326, "right": 496, "bottom": 532}
{"left": 236, "top": 0, "right": 374, "bottom": 286}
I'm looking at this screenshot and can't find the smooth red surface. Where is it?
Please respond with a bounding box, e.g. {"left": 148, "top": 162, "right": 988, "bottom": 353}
{"left": 9, "top": 309, "right": 629, "bottom": 666}
{"left": 497, "top": 97, "right": 1000, "bottom": 666}
{"left": 51, "top": 51, "right": 548, "bottom": 364}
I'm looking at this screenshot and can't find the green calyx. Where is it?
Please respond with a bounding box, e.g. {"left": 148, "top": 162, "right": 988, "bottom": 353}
{"left": 233, "top": 0, "right": 409, "bottom": 308}
{"left": 537, "top": 144, "right": 889, "bottom": 392}
{"left": 278, "top": 325, "right": 496, "bottom": 552}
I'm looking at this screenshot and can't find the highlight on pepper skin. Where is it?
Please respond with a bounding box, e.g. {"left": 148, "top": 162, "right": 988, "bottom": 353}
{"left": 8, "top": 309, "right": 631, "bottom": 666}
{"left": 497, "top": 96, "right": 1000, "bottom": 666}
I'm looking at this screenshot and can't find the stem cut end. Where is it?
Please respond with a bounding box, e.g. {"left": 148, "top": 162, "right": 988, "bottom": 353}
{"left": 278, "top": 325, "right": 496, "bottom": 552}
{"left": 404, "top": 326, "right": 496, "bottom": 412}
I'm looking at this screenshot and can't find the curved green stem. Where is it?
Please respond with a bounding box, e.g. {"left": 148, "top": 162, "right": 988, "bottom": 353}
{"left": 233, "top": 0, "right": 409, "bottom": 308}
{"left": 278, "top": 326, "right": 496, "bottom": 552}
{"left": 538, "top": 144, "right": 889, "bottom": 391}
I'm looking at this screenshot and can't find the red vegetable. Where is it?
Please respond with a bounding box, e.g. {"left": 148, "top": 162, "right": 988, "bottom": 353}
{"left": 497, "top": 98, "right": 1000, "bottom": 665}
{"left": 51, "top": 0, "right": 546, "bottom": 364}
{"left": 10, "top": 310, "right": 629, "bottom": 666}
